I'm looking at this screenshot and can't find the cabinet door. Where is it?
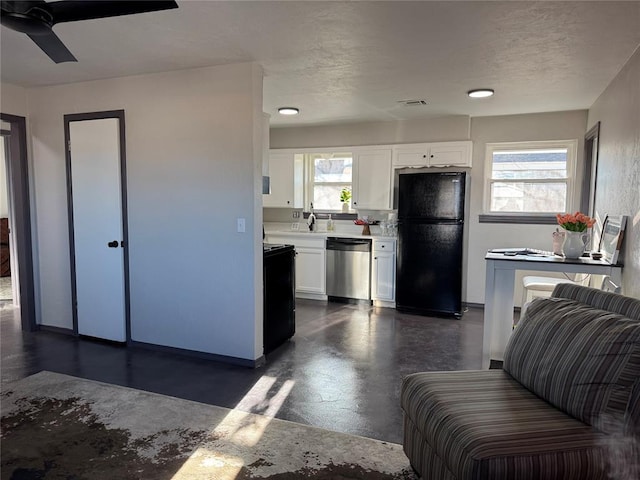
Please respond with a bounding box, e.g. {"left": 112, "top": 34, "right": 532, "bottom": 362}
{"left": 392, "top": 144, "right": 429, "bottom": 168}
{"left": 428, "top": 141, "right": 472, "bottom": 167}
{"left": 352, "top": 149, "right": 392, "bottom": 210}
{"left": 295, "top": 247, "right": 326, "bottom": 294}
{"left": 263, "top": 153, "right": 294, "bottom": 207}
{"left": 372, "top": 251, "right": 395, "bottom": 301}
{"left": 263, "top": 153, "right": 303, "bottom": 208}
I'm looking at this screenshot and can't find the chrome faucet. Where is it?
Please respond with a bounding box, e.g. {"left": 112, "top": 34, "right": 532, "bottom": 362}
{"left": 307, "top": 203, "right": 316, "bottom": 232}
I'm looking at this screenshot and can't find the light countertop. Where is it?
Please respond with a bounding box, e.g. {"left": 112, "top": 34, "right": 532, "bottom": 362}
{"left": 265, "top": 230, "right": 396, "bottom": 241}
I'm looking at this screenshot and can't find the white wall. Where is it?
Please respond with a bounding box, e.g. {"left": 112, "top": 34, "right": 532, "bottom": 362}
{"left": 271, "top": 115, "right": 471, "bottom": 148}
{"left": 270, "top": 110, "right": 588, "bottom": 305}
{"left": 467, "top": 111, "right": 588, "bottom": 304}
{"left": 1, "top": 83, "right": 29, "bottom": 218}
{"left": 587, "top": 47, "right": 640, "bottom": 298}
{"left": 1, "top": 83, "right": 28, "bottom": 116}
{"left": 26, "top": 63, "right": 264, "bottom": 361}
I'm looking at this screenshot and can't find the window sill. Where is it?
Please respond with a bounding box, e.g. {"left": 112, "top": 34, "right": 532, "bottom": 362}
{"left": 479, "top": 214, "right": 557, "bottom": 225}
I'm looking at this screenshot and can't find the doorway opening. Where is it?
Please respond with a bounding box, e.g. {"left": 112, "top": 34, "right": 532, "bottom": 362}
{"left": 1, "top": 127, "right": 15, "bottom": 305}
{"left": 0, "top": 113, "right": 36, "bottom": 331}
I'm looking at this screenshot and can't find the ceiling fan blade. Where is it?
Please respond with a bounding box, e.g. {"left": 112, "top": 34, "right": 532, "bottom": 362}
{"left": 27, "top": 31, "right": 77, "bottom": 63}
{"left": 49, "top": 1, "right": 178, "bottom": 24}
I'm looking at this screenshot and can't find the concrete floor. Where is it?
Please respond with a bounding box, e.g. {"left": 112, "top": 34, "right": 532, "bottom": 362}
{"left": 0, "top": 299, "right": 484, "bottom": 444}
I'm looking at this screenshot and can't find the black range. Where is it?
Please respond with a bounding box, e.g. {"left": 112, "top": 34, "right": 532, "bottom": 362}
{"left": 263, "top": 243, "right": 295, "bottom": 354}
{"left": 263, "top": 243, "right": 294, "bottom": 255}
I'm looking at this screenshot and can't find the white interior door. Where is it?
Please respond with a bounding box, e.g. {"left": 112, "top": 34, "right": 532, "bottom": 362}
{"left": 69, "top": 118, "right": 126, "bottom": 341}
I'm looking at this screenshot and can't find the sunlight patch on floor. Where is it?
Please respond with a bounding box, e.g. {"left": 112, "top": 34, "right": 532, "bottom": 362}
{"left": 170, "top": 448, "right": 244, "bottom": 479}
{"left": 228, "top": 375, "right": 295, "bottom": 446}
{"left": 171, "top": 375, "right": 295, "bottom": 479}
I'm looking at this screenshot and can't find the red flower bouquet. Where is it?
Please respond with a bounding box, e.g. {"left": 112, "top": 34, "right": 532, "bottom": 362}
{"left": 556, "top": 212, "right": 595, "bottom": 232}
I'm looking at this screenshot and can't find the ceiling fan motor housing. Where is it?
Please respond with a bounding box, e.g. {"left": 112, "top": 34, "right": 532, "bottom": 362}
{"left": 1, "top": 1, "right": 54, "bottom": 35}
{"left": 1, "top": 0, "right": 179, "bottom": 63}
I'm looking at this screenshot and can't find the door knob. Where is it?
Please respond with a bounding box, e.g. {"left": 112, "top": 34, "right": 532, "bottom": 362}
{"left": 107, "top": 240, "right": 119, "bottom": 248}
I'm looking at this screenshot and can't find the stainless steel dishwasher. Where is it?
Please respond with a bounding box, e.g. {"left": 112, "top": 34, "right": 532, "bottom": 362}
{"left": 326, "top": 237, "right": 372, "bottom": 303}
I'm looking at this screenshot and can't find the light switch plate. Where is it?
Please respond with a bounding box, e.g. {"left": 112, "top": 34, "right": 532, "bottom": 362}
{"left": 237, "top": 218, "right": 246, "bottom": 233}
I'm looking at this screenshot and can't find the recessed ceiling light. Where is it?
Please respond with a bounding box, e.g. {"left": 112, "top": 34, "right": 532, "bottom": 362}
{"left": 467, "top": 89, "right": 494, "bottom": 98}
{"left": 278, "top": 107, "right": 299, "bottom": 115}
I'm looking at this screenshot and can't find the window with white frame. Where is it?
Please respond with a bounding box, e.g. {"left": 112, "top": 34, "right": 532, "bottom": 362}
{"left": 484, "top": 140, "right": 577, "bottom": 215}
{"left": 306, "top": 152, "right": 353, "bottom": 211}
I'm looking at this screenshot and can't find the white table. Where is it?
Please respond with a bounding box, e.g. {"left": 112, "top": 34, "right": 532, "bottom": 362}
{"left": 483, "top": 252, "right": 623, "bottom": 369}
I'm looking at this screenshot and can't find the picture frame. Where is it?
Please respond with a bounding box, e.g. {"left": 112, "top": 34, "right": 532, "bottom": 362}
{"left": 599, "top": 215, "right": 627, "bottom": 265}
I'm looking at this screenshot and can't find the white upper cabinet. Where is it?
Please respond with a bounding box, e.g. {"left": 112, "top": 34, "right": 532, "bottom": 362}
{"left": 352, "top": 149, "right": 392, "bottom": 210}
{"left": 392, "top": 144, "right": 431, "bottom": 168}
{"left": 428, "top": 141, "right": 472, "bottom": 167}
{"left": 263, "top": 152, "right": 303, "bottom": 208}
{"left": 392, "top": 141, "right": 472, "bottom": 168}
{"left": 266, "top": 140, "right": 470, "bottom": 211}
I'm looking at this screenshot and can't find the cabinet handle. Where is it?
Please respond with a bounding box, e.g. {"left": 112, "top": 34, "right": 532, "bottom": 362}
{"left": 430, "top": 154, "right": 434, "bottom": 158}
{"left": 374, "top": 256, "right": 378, "bottom": 260}
{"left": 287, "top": 200, "right": 290, "bottom": 204}
{"left": 422, "top": 154, "right": 427, "bottom": 158}
{"left": 381, "top": 245, "right": 385, "bottom": 248}
{"left": 353, "top": 201, "right": 357, "bottom": 205}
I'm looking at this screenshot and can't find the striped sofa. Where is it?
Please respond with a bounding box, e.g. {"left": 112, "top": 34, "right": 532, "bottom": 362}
{"left": 401, "top": 284, "right": 640, "bottom": 479}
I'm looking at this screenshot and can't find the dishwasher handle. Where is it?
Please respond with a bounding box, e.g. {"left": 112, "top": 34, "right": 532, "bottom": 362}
{"left": 326, "top": 238, "right": 372, "bottom": 252}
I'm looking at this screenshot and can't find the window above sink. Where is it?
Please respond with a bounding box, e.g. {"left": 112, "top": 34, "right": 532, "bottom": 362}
{"left": 307, "top": 152, "right": 353, "bottom": 212}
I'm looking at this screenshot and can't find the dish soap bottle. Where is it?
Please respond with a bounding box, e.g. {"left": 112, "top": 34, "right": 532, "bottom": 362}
{"left": 327, "top": 214, "right": 334, "bottom": 232}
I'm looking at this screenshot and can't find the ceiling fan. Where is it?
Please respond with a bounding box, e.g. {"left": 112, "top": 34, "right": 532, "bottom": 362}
{"left": 1, "top": 0, "right": 178, "bottom": 63}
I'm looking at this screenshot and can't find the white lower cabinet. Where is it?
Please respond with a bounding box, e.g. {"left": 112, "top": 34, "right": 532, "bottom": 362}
{"left": 266, "top": 234, "right": 397, "bottom": 302}
{"left": 295, "top": 247, "right": 326, "bottom": 295}
{"left": 266, "top": 235, "right": 326, "bottom": 297}
{"left": 371, "top": 239, "right": 396, "bottom": 303}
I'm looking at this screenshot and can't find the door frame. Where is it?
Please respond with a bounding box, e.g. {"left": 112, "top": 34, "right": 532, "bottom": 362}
{"left": 0, "top": 113, "right": 37, "bottom": 331}
{"left": 64, "top": 110, "right": 131, "bottom": 341}
{"left": 581, "top": 121, "right": 600, "bottom": 217}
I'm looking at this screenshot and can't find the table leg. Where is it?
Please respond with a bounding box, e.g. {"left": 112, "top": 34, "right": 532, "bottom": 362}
{"left": 483, "top": 261, "right": 515, "bottom": 368}
{"left": 610, "top": 267, "right": 623, "bottom": 291}
{"left": 491, "top": 267, "right": 516, "bottom": 362}
{"left": 483, "top": 260, "right": 496, "bottom": 369}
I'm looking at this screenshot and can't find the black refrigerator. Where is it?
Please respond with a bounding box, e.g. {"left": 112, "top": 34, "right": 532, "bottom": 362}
{"left": 396, "top": 172, "right": 466, "bottom": 318}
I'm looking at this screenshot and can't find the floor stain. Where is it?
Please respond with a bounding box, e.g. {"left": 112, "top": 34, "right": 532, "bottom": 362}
{"left": 1, "top": 396, "right": 212, "bottom": 480}
{"left": 2, "top": 392, "right": 416, "bottom": 480}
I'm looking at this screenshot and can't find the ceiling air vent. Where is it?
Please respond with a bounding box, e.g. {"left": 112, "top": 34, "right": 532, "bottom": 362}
{"left": 398, "top": 99, "right": 428, "bottom": 106}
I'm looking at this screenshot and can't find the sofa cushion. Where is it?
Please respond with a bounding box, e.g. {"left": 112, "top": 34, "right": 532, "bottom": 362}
{"left": 401, "top": 370, "right": 608, "bottom": 479}
{"left": 504, "top": 297, "right": 640, "bottom": 433}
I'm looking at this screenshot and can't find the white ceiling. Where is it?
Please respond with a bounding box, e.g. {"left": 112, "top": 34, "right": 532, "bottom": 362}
{"left": 1, "top": 1, "right": 639, "bottom": 127}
